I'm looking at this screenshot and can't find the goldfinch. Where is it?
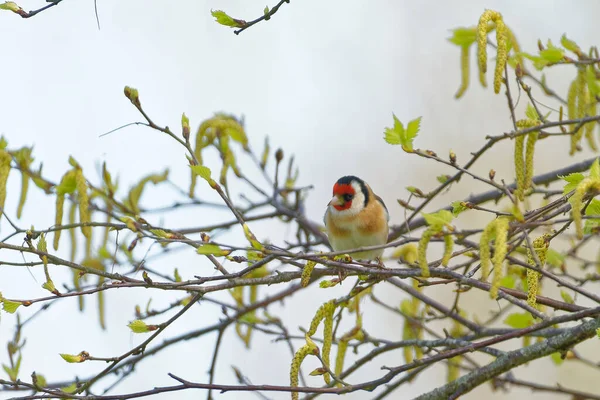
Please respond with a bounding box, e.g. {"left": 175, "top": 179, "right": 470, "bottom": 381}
{"left": 324, "top": 176, "right": 389, "bottom": 261}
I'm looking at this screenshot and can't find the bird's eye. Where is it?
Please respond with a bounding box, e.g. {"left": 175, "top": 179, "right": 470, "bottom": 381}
{"left": 343, "top": 194, "right": 353, "bottom": 202}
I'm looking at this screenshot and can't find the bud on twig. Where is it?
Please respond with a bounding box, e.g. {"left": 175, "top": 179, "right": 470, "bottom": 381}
{"left": 275, "top": 148, "right": 284, "bottom": 163}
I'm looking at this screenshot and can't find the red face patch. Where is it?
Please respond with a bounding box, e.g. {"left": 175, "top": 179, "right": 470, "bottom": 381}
{"left": 332, "top": 183, "right": 355, "bottom": 211}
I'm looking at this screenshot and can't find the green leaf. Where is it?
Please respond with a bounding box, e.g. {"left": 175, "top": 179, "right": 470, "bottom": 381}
{"left": 585, "top": 198, "right": 600, "bottom": 216}
{"left": 584, "top": 199, "right": 600, "bottom": 234}
{"left": 499, "top": 274, "right": 516, "bottom": 289}
{"left": 309, "top": 367, "right": 327, "bottom": 376}
{"left": 211, "top": 9, "right": 244, "bottom": 28}
{"left": 560, "top": 172, "right": 584, "bottom": 194}
{"left": 384, "top": 115, "right": 421, "bottom": 152}
{"left": 263, "top": 5, "right": 270, "bottom": 20}
{"left": 128, "top": 320, "right": 150, "bottom": 333}
{"left": 447, "top": 27, "right": 476, "bottom": 47}
{"left": 451, "top": 201, "right": 468, "bottom": 217}
{"left": 61, "top": 382, "right": 79, "bottom": 394}
{"left": 243, "top": 223, "right": 263, "bottom": 251}
{"left": 384, "top": 114, "right": 404, "bottom": 145}
{"left": 589, "top": 158, "right": 600, "bottom": 180}
{"left": 42, "top": 280, "right": 56, "bottom": 293}
{"left": 32, "top": 372, "right": 47, "bottom": 388}
{"left": 2, "top": 300, "right": 21, "bottom": 314}
{"left": 422, "top": 210, "right": 454, "bottom": 231}
{"left": 546, "top": 249, "right": 565, "bottom": 269}
{"left": 584, "top": 218, "right": 600, "bottom": 235}
{"left": 123, "top": 86, "right": 140, "bottom": 107}
{"left": 405, "top": 117, "right": 422, "bottom": 149}
{"left": 0, "top": 136, "right": 7, "bottom": 149}
{"left": 597, "top": 328, "right": 600, "bottom": 338}
{"left": 2, "top": 364, "right": 16, "bottom": 381}
{"left": 504, "top": 312, "right": 534, "bottom": 329}
{"left": 181, "top": 113, "right": 190, "bottom": 138}
{"left": 239, "top": 312, "right": 262, "bottom": 324}
{"left": 406, "top": 186, "right": 426, "bottom": 197}
{"left": 0, "top": 2, "right": 21, "bottom": 12}
{"left": 59, "top": 353, "right": 85, "bottom": 363}
{"left": 68, "top": 156, "right": 80, "bottom": 168}
{"left": 174, "top": 268, "right": 182, "bottom": 282}
{"left": 525, "top": 104, "right": 539, "bottom": 121}
{"left": 191, "top": 165, "right": 212, "bottom": 181}
{"left": 560, "top": 34, "right": 580, "bottom": 53}
{"left": 539, "top": 47, "right": 565, "bottom": 63}
{"left": 319, "top": 280, "right": 339, "bottom": 289}
{"left": 197, "top": 243, "right": 231, "bottom": 257}
{"left": 517, "top": 52, "right": 549, "bottom": 70}
{"left": 436, "top": 174, "right": 450, "bottom": 184}
{"left": 37, "top": 233, "right": 47, "bottom": 252}
{"left": 560, "top": 290, "right": 574, "bottom": 304}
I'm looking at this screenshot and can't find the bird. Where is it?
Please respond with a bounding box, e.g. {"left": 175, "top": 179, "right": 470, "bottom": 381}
{"left": 323, "top": 176, "right": 389, "bottom": 261}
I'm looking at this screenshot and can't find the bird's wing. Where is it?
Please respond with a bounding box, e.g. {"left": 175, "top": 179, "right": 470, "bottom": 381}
{"left": 375, "top": 194, "right": 389, "bottom": 221}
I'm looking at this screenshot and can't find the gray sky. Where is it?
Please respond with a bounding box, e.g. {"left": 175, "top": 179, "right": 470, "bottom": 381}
{"left": 1, "top": 1, "right": 600, "bottom": 399}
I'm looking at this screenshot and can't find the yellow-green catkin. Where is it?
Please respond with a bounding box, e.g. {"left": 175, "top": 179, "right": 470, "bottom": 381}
{"left": 53, "top": 194, "right": 65, "bottom": 250}
{"left": 455, "top": 45, "right": 470, "bottom": 99}
{"left": 524, "top": 131, "right": 539, "bottom": 192}
{"left": 75, "top": 168, "right": 91, "bottom": 238}
{"left": 290, "top": 337, "right": 318, "bottom": 400}
{"left": 526, "top": 235, "right": 550, "bottom": 313}
{"left": 334, "top": 304, "right": 363, "bottom": 387}
{"left": 17, "top": 169, "right": 29, "bottom": 219}
{"left": 514, "top": 135, "right": 526, "bottom": 200}
{"left": 68, "top": 201, "right": 77, "bottom": 261}
{"left": 477, "top": 9, "right": 507, "bottom": 93}
{"left": 584, "top": 99, "right": 598, "bottom": 151}
{"left": 301, "top": 260, "right": 316, "bottom": 287}
{"left": 334, "top": 340, "right": 349, "bottom": 384}
{"left": 514, "top": 119, "right": 540, "bottom": 200}
{"left": 394, "top": 243, "right": 418, "bottom": 264}
{"left": 441, "top": 234, "right": 454, "bottom": 266}
{"left": 305, "top": 300, "right": 336, "bottom": 384}
{"left": 14, "top": 148, "right": 33, "bottom": 219}
{"left": 0, "top": 150, "right": 11, "bottom": 220}
{"left": 418, "top": 228, "right": 433, "bottom": 277}
{"left": 480, "top": 218, "right": 509, "bottom": 289}
{"left": 526, "top": 268, "right": 540, "bottom": 310}
{"left": 569, "top": 70, "right": 588, "bottom": 155}
{"left": 307, "top": 300, "right": 335, "bottom": 337}
{"left": 103, "top": 202, "right": 112, "bottom": 248}
{"left": 490, "top": 218, "right": 509, "bottom": 299}
{"left": 479, "top": 223, "right": 493, "bottom": 281}
{"left": 447, "top": 310, "right": 465, "bottom": 383}
{"left": 505, "top": 26, "right": 522, "bottom": 66}
{"left": 567, "top": 77, "right": 578, "bottom": 140}
{"left": 321, "top": 306, "right": 335, "bottom": 384}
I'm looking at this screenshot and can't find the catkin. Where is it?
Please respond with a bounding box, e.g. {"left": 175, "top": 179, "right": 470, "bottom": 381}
{"left": 418, "top": 228, "right": 433, "bottom": 277}
{"left": 53, "top": 194, "right": 65, "bottom": 250}
{"left": 75, "top": 169, "right": 91, "bottom": 238}
{"left": 0, "top": 150, "right": 11, "bottom": 221}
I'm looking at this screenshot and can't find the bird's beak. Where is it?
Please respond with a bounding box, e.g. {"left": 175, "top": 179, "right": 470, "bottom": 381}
{"left": 329, "top": 195, "right": 343, "bottom": 207}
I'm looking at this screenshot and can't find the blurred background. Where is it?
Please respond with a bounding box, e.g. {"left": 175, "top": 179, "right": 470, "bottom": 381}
{"left": 1, "top": 0, "right": 600, "bottom": 398}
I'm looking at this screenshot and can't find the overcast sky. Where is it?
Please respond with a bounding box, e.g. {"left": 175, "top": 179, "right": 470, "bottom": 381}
{"left": 2, "top": 1, "right": 600, "bottom": 399}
